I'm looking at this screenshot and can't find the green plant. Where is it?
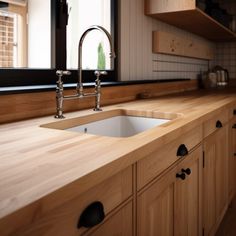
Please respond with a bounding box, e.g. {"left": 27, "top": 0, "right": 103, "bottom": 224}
{"left": 97, "top": 42, "right": 106, "bottom": 70}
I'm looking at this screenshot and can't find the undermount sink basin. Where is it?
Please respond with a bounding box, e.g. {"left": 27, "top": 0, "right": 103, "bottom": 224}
{"left": 41, "top": 109, "right": 181, "bottom": 138}
{"left": 67, "top": 115, "right": 169, "bottom": 137}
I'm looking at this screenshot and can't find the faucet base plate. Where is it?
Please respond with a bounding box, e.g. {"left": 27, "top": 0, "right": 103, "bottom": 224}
{"left": 55, "top": 115, "right": 66, "bottom": 119}
{"left": 93, "top": 108, "right": 102, "bottom": 112}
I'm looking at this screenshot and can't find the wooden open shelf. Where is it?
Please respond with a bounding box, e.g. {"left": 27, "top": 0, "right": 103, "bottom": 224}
{"left": 146, "top": 7, "right": 236, "bottom": 42}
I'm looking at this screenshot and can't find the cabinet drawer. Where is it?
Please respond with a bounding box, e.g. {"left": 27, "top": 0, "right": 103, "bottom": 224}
{"left": 137, "top": 125, "right": 202, "bottom": 190}
{"left": 14, "top": 166, "right": 133, "bottom": 236}
{"left": 203, "top": 109, "right": 229, "bottom": 138}
{"left": 85, "top": 201, "right": 133, "bottom": 236}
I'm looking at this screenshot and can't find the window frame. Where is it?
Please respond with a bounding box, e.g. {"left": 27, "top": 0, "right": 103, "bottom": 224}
{"left": 0, "top": 0, "right": 118, "bottom": 88}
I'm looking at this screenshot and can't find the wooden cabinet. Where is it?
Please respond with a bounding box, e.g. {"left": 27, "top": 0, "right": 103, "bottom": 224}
{"left": 137, "top": 125, "right": 202, "bottom": 190}
{"left": 137, "top": 146, "right": 202, "bottom": 236}
{"left": 138, "top": 168, "right": 175, "bottom": 236}
{"left": 85, "top": 202, "right": 133, "bottom": 236}
{"left": 145, "top": 0, "right": 236, "bottom": 41}
{"left": 203, "top": 123, "right": 229, "bottom": 236}
{"left": 229, "top": 114, "right": 236, "bottom": 202}
{"left": 5, "top": 106, "right": 235, "bottom": 236}
{"left": 13, "top": 167, "right": 133, "bottom": 236}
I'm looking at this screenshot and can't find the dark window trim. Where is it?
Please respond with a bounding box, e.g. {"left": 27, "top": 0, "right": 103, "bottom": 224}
{"left": 0, "top": 0, "right": 118, "bottom": 88}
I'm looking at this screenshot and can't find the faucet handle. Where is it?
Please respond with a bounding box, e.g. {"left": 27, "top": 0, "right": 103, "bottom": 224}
{"left": 56, "top": 70, "right": 71, "bottom": 77}
{"left": 94, "top": 70, "right": 107, "bottom": 78}
{"left": 56, "top": 70, "right": 71, "bottom": 83}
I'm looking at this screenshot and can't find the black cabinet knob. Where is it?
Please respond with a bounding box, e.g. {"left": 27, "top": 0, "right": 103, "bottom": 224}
{"left": 78, "top": 201, "right": 105, "bottom": 228}
{"left": 232, "top": 124, "right": 236, "bottom": 129}
{"left": 176, "top": 173, "right": 186, "bottom": 180}
{"left": 216, "top": 120, "right": 223, "bottom": 128}
{"left": 177, "top": 144, "right": 189, "bottom": 157}
{"left": 233, "top": 109, "right": 236, "bottom": 115}
{"left": 181, "top": 168, "right": 191, "bottom": 175}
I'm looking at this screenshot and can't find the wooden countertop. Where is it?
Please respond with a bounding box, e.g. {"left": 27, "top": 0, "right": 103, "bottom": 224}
{"left": 0, "top": 88, "right": 236, "bottom": 226}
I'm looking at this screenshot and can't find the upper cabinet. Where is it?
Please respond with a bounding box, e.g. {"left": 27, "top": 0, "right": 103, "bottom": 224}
{"left": 145, "top": 0, "right": 236, "bottom": 42}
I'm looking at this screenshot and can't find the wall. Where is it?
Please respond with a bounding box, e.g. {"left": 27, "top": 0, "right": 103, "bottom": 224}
{"left": 213, "top": 42, "right": 236, "bottom": 79}
{"left": 0, "top": 80, "right": 197, "bottom": 124}
{"left": 212, "top": 1, "right": 236, "bottom": 79}
{"left": 119, "top": 0, "right": 213, "bottom": 81}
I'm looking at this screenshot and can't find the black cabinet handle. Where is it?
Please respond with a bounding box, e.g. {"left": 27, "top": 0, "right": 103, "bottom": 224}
{"left": 177, "top": 144, "right": 189, "bottom": 157}
{"left": 233, "top": 109, "right": 236, "bottom": 115}
{"left": 181, "top": 168, "right": 191, "bottom": 175}
{"left": 216, "top": 120, "right": 223, "bottom": 128}
{"left": 232, "top": 124, "right": 236, "bottom": 129}
{"left": 78, "top": 201, "right": 105, "bottom": 228}
{"left": 176, "top": 173, "right": 186, "bottom": 180}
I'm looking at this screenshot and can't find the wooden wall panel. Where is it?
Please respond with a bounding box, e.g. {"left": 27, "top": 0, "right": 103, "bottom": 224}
{"left": 0, "top": 80, "right": 198, "bottom": 124}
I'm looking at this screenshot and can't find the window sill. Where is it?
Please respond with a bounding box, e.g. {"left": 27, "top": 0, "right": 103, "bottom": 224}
{"left": 0, "top": 79, "right": 190, "bottom": 95}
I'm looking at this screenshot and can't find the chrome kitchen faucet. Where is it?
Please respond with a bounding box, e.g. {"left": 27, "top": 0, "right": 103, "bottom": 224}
{"left": 55, "top": 25, "right": 116, "bottom": 119}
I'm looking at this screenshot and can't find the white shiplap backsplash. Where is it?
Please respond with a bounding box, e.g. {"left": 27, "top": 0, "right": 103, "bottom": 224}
{"left": 119, "top": 0, "right": 213, "bottom": 81}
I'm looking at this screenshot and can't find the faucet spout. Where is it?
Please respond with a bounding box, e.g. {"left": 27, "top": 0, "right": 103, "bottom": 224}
{"left": 54, "top": 25, "right": 115, "bottom": 119}
{"left": 77, "top": 25, "right": 116, "bottom": 95}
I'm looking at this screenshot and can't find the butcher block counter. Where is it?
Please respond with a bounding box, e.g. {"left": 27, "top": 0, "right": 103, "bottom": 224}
{"left": 1, "top": 88, "right": 236, "bottom": 236}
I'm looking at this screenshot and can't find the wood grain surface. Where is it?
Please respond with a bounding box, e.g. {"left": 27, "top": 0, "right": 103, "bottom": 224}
{"left": 0, "top": 80, "right": 198, "bottom": 124}
{"left": 0, "top": 88, "right": 236, "bottom": 233}
{"left": 153, "top": 31, "right": 214, "bottom": 59}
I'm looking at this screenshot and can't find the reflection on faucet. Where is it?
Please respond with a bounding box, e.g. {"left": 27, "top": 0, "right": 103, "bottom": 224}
{"left": 55, "top": 25, "right": 116, "bottom": 119}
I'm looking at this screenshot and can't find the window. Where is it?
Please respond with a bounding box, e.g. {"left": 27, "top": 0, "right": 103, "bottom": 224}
{"left": 0, "top": 0, "right": 117, "bottom": 89}
{"left": 0, "top": 10, "right": 15, "bottom": 67}
{"left": 0, "top": 3, "right": 28, "bottom": 68}
{"left": 0, "top": 0, "right": 51, "bottom": 69}
{"left": 67, "top": 0, "right": 113, "bottom": 70}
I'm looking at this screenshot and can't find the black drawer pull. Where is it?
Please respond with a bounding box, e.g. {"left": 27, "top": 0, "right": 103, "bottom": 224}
{"left": 177, "top": 144, "right": 188, "bottom": 157}
{"left": 78, "top": 201, "right": 105, "bottom": 228}
{"left": 176, "top": 173, "right": 186, "bottom": 180}
{"left": 216, "top": 120, "right": 223, "bottom": 128}
{"left": 233, "top": 109, "right": 236, "bottom": 115}
{"left": 181, "top": 168, "right": 191, "bottom": 175}
{"left": 232, "top": 124, "right": 236, "bottom": 129}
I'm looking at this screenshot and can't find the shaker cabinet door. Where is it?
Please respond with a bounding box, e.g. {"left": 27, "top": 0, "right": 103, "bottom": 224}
{"left": 138, "top": 146, "right": 202, "bottom": 236}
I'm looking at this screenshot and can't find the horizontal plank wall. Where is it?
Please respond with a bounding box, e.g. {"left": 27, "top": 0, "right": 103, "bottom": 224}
{"left": 0, "top": 80, "right": 198, "bottom": 124}
{"left": 119, "top": 0, "right": 214, "bottom": 81}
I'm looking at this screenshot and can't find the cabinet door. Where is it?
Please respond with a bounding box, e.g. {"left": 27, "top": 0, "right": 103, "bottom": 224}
{"left": 215, "top": 125, "right": 228, "bottom": 222}
{"left": 229, "top": 119, "right": 236, "bottom": 201}
{"left": 138, "top": 146, "right": 202, "bottom": 236}
{"left": 203, "top": 125, "right": 228, "bottom": 236}
{"left": 175, "top": 146, "right": 202, "bottom": 236}
{"left": 137, "top": 169, "right": 176, "bottom": 236}
{"left": 203, "top": 134, "right": 216, "bottom": 236}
